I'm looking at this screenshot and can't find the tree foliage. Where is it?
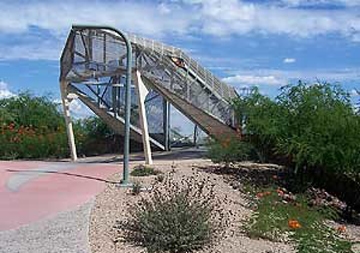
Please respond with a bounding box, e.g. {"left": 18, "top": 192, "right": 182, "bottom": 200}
{"left": 208, "top": 82, "right": 360, "bottom": 208}
{"left": 231, "top": 82, "right": 360, "bottom": 176}
{"left": 0, "top": 92, "right": 64, "bottom": 130}
{"left": 0, "top": 92, "right": 117, "bottom": 159}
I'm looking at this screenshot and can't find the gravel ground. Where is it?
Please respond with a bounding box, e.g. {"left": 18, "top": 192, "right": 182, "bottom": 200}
{"left": 0, "top": 199, "right": 94, "bottom": 253}
{"left": 89, "top": 160, "right": 295, "bottom": 253}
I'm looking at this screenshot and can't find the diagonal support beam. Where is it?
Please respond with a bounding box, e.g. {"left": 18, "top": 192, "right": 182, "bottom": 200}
{"left": 134, "top": 70, "right": 153, "bottom": 165}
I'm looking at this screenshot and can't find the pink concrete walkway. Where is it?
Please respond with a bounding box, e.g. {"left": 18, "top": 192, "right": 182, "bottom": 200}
{"left": 0, "top": 161, "right": 121, "bottom": 231}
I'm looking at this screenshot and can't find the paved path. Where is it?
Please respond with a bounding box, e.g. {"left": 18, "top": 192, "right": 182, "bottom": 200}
{"left": 0, "top": 161, "right": 121, "bottom": 231}
{"left": 0, "top": 148, "right": 206, "bottom": 252}
{"left": 0, "top": 199, "right": 94, "bottom": 253}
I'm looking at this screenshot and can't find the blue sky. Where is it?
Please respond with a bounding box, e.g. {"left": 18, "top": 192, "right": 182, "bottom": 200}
{"left": 0, "top": 0, "right": 360, "bottom": 114}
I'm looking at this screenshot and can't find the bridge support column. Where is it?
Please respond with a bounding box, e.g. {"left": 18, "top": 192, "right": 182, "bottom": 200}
{"left": 193, "top": 124, "right": 198, "bottom": 148}
{"left": 60, "top": 82, "right": 78, "bottom": 161}
{"left": 134, "top": 71, "right": 153, "bottom": 165}
{"left": 163, "top": 99, "right": 170, "bottom": 151}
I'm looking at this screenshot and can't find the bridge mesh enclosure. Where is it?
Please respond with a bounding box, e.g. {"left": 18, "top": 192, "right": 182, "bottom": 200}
{"left": 60, "top": 27, "right": 238, "bottom": 148}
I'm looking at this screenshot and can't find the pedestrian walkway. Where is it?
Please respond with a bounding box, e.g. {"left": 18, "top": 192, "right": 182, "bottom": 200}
{"left": 0, "top": 161, "right": 120, "bottom": 231}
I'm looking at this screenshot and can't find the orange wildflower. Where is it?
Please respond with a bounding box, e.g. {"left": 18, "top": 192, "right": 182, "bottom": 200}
{"left": 264, "top": 191, "right": 271, "bottom": 196}
{"left": 288, "top": 219, "right": 302, "bottom": 229}
{"left": 8, "top": 123, "right": 15, "bottom": 131}
{"left": 256, "top": 191, "right": 271, "bottom": 198}
{"left": 337, "top": 225, "right": 346, "bottom": 233}
{"left": 256, "top": 192, "right": 264, "bottom": 198}
{"left": 276, "top": 188, "right": 284, "bottom": 196}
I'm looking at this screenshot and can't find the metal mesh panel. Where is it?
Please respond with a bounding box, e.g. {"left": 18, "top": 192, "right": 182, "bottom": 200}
{"left": 60, "top": 27, "right": 238, "bottom": 146}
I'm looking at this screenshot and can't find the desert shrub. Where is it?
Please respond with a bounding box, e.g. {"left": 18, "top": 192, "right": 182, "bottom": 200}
{"left": 131, "top": 181, "right": 142, "bottom": 195}
{"left": 275, "top": 82, "right": 360, "bottom": 175}
{"left": 246, "top": 187, "right": 352, "bottom": 253}
{"left": 0, "top": 92, "right": 121, "bottom": 159}
{"left": 230, "top": 82, "right": 360, "bottom": 209}
{"left": 232, "top": 87, "right": 285, "bottom": 162}
{"left": 0, "top": 123, "right": 69, "bottom": 159}
{"left": 74, "top": 116, "right": 121, "bottom": 156}
{"left": 130, "top": 164, "right": 162, "bottom": 177}
{"left": 0, "top": 93, "right": 70, "bottom": 159}
{"left": 0, "top": 92, "right": 64, "bottom": 130}
{"left": 206, "top": 137, "right": 257, "bottom": 166}
{"left": 116, "top": 173, "right": 226, "bottom": 253}
{"left": 155, "top": 174, "right": 165, "bottom": 183}
{"left": 234, "top": 82, "right": 360, "bottom": 175}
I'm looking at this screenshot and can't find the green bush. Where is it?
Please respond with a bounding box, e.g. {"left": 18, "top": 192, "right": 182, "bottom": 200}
{"left": 131, "top": 181, "right": 142, "bottom": 195}
{"left": 234, "top": 82, "right": 360, "bottom": 175}
{"left": 74, "top": 116, "right": 120, "bottom": 156}
{"left": 130, "top": 164, "right": 162, "bottom": 177}
{"left": 0, "top": 92, "right": 64, "bottom": 130}
{"left": 246, "top": 187, "right": 352, "bottom": 253}
{"left": 0, "top": 93, "right": 70, "bottom": 159}
{"left": 275, "top": 83, "right": 360, "bottom": 175}
{"left": 0, "top": 92, "right": 119, "bottom": 159}
{"left": 206, "top": 137, "right": 256, "bottom": 166}
{"left": 232, "top": 86, "right": 285, "bottom": 162}
{"left": 229, "top": 82, "right": 360, "bottom": 209}
{"left": 116, "top": 174, "right": 226, "bottom": 253}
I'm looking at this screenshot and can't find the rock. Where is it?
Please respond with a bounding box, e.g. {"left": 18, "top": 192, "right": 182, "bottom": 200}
{"left": 352, "top": 243, "right": 360, "bottom": 253}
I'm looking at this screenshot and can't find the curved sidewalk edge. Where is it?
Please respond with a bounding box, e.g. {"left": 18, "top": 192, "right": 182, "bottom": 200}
{"left": 0, "top": 199, "right": 94, "bottom": 253}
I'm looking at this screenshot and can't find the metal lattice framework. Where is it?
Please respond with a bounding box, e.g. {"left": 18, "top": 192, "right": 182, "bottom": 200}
{"left": 60, "top": 27, "right": 239, "bottom": 151}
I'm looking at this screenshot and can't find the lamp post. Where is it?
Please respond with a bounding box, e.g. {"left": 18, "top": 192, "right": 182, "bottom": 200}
{"left": 72, "top": 25, "right": 132, "bottom": 186}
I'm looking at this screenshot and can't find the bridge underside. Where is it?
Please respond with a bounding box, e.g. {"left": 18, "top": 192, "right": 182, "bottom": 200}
{"left": 60, "top": 27, "right": 239, "bottom": 159}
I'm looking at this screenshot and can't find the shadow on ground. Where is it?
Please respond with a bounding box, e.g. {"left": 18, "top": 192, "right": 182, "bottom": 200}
{"left": 6, "top": 169, "right": 119, "bottom": 184}
{"left": 197, "top": 162, "right": 288, "bottom": 190}
{"left": 75, "top": 147, "right": 207, "bottom": 164}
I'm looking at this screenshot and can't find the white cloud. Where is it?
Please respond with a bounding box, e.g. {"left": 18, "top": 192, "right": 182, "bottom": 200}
{"left": 182, "top": 0, "right": 360, "bottom": 40}
{"left": 223, "top": 68, "right": 360, "bottom": 90}
{"left": 0, "top": 0, "right": 197, "bottom": 60}
{"left": 0, "top": 81, "right": 15, "bottom": 99}
{"left": 0, "top": 40, "right": 62, "bottom": 61}
{"left": 69, "top": 100, "right": 93, "bottom": 119}
{"left": 1, "top": 0, "right": 360, "bottom": 60}
{"left": 223, "top": 68, "right": 360, "bottom": 97}
{"left": 223, "top": 74, "right": 284, "bottom": 85}
{"left": 227, "top": 67, "right": 360, "bottom": 81}
{"left": 0, "top": 0, "right": 359, "bottom": 39}
{"left": 350, "top": 89, "right": 360, "bottom": 97}
{"left": 0, "top": 1, "right": 195, "bottom": 37}
{"left": 281, "top": 0, "right": 360, "bottom": 7}
{"left": 283, "top": 58, "right": 296, "bottom": 63}
{"left": 55, "top": 98, "right": 93, "bottom": 118}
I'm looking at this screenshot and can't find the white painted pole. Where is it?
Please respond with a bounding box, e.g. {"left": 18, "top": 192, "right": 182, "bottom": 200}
{"left": 60, "top": 82, "right": 78, "bottom": 161}
{"left": 134, "top": 71, "right": 153, "bottom": 165}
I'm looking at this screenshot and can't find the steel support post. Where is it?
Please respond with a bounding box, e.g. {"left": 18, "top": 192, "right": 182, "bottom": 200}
{"left": 72, "top": 25, "right": 132, "bottom": 186}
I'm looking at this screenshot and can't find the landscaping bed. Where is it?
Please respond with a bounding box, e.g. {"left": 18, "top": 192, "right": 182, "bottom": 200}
{"left": 89, "top": 160, "right": 295, "bottom": 253}
{"left": 89, "top": 160, "right": 360, "bottom": 253}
